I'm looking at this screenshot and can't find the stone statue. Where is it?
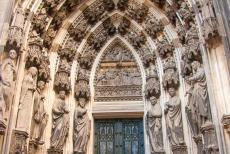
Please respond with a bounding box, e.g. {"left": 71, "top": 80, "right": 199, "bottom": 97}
{"left": 185, "top": 61, "right": 209, "bottom": 130}
{"left": 0, "top": 49, "right": 17, "bottom": 119}
{"left": 145, "top": 96, "right": 164, "bottom": 153}
{"left": 17, "top": 67, "right": 37, "bottom": 132}
{"left": 50, "top": 90, "right": 69, "bottom": 150}
{"left": 73, "top": 97, "right": 90, "bottom": 154}
{"left": 30, "top": 80, "right": 48, "bottom": 145}
{"left": 165, "top": 87, "right": 184, "bottom": 146}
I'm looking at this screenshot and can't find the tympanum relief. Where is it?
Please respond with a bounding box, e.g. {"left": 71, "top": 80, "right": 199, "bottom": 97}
{"left": 94, "top": 44, "right": 142, "bottom": 102}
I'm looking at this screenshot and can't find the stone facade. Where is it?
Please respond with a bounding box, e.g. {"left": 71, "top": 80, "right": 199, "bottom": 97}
{"left": 0, "top": 0, "right": 230, "bottom": 154}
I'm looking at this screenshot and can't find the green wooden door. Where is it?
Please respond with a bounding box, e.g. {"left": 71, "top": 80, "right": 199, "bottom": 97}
{"left": 94, "top": 119, "right": 144, "bottom": 154}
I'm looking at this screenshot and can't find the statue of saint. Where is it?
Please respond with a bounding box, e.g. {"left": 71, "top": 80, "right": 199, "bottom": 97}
{"left": 17, "top": 67, "right": 37, "bottom": 132}
{"left": 165, "top": 87, "right": 184, "bottom": 146}
{"left": 50, "top": 90, "right": 69, "bottom": 150}
{"left": 0, "top": 49, "right": 17, "bottom": 118}
{"left": 145, "top": 96, "right": 164, "bottom": 153}
{"left": 186, "top": 61, "right": 209, "bottom": 130}
{"left": 30, "top": 80, "right": 48, "bottom": 145}
{"left": 73, "top": 97, "right": 90, "bottom": 154}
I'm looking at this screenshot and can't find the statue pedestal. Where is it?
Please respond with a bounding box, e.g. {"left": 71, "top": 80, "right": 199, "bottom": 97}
{"left": 0, "top": 120, "right": 6, "bottom": 154}
{"left": 222, "top": 114, "right": 230, "bottom": 134}
{"left": 171, "top": 144, "right": 187, "bottom": 154}
{"left": 0, "top": 120, "right": 6, "bottom": 135}
{"left": 47, "top": 148, "right": 63, "bottom": 154}
{"left": 193, "top": 135, "right": 203, "bottom": 154}
{"left": 28, "top": 139, "right": 45, "bottom": 154}
{"left": 201, "top": 122, "right": 219, "bottom": 154}
{"left": 9, "top": 129, "right": 28, "bottom": 154}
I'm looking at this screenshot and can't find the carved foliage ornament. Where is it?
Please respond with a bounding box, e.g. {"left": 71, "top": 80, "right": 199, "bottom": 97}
{"left": 54, "top": 58, "right": 71, "bottom": 94}
{"left": 145, "top": 68, "right": 160, "bottom": 99}
{"left": 75, "top": 69, "right": 90, "bottom": 101}
{"left": 157, "top": 37, "right": 175, "bottom": 59}
{"left": 128, "top": 4, "right": 149, "bottom": 23}
{"left": 163, "top": 57, "right": 179, "bottom": 90}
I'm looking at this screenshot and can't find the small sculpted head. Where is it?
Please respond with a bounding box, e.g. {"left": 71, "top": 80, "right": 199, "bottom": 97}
{"left": 150, "top": 96, "right": 157, "bottom": 105}
{"left": 79, "top": 97, "right": 87, "bottom": 108}
{"left": 59, "top": 90, "right": 66, "bottom": 99}
{"left": 9, "top": 49, "right": 17, "bottom": 59}
{"left": 191, "top": 61, "right": 200, "bottom": 71}
{"left": 168, "top": 87, "right": 176, "bottom": 97}
{"left": 29, "top": 67, "right": 38, "bottom": 77}
{"left": 37, "top": 80, "right": 45, "bottom": 90}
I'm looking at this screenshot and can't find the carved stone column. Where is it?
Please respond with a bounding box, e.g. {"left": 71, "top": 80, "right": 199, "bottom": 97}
{"left": 201, "top": 122, "right": 219, "bottom": 154}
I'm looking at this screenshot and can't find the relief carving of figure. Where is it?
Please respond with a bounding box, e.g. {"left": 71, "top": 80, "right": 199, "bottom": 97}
{"left": 73, "top": 98, "right": 91, "bottom": 154}
{"left": 30, "top": 81, "right": 48, "bottom": 145}
{"left": 50, "top": 90, "right": 69, "bottom": 150}
{"left": 0, "top": 50, "right": 17, "bottom": 120}
{"left": 185, "top": 61, "right": 210, "bottom": 132}
{"left": 17, "top": 67, "right": 37, "bottom": 132}
{"left": 165, "top": 87, "right": 184, "bottom": 146}
{"left": 146, "top": 96, "right": 164, "bottom": 153}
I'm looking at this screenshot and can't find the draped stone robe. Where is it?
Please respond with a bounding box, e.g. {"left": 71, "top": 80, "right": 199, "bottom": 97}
{"left": 146, "top": 102, "right": 164, "bottom": 153}
{"left": 50, "top": 97, "right": 69, "bottom": 149}
{"left": 73, "top": 107, "right": 90, "bottom": 153}
{"left": 30, "top": 89, "right": 48, "bottom": 143}
{"left": 188, "top": 67, "right": 209, "bottom": 128}
{"left": 17, "top": 72, "right": 36, "bottom": 132}
{"left": 165, "top": 96, "right": 184, "bottom": 146}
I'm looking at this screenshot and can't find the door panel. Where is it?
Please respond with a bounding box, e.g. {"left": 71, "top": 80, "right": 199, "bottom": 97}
{"left": 94, "top": 119, "right": 144, "bottom": 154}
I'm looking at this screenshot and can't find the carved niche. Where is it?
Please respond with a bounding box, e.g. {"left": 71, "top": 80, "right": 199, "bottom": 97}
{"left": 94, "top": 41, "right": 142, "bottom": 101}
